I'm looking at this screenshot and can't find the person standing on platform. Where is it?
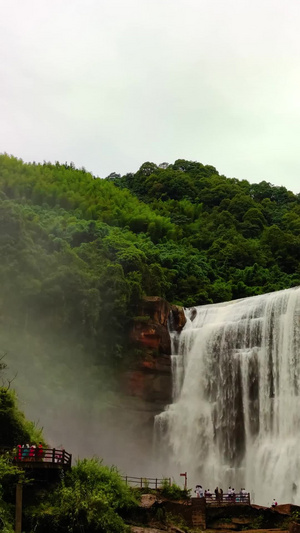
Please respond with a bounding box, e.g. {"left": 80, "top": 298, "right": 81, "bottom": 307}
{"left": 22, "top": 444, "right": 29, "bottom": 461}
{"left": 16, "top": 444, "right": 22, "bottom": 461}
{"left": 29, "top": 444, "right": 36, "bottom": 461}
{"left": 195, "top": 485, "right": 201, "bottom": 498}
{"left": 37, "top": 442, "right": 44, "bottom": 461}
{"left": 215, "top": 486, "right": 219, "bottom": 502}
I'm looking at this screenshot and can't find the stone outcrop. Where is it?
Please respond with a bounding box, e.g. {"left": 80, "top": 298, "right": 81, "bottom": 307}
{"left": 118, "top": 297, "right": 185, "bottom": 445}
{"left": 125, "top": 297, "right": 186, "bottom": 409}
{"left": 126, "top": 297, "right": 172, "bottom": 410}
{"left": 128, "top": 499, "right": 300, "bottom": 533}
{"left": 290, "top": 522, "right": 300, "bottom": 533}
{"left": 170, "top": 304, "right": 186, "bottom": 332}
{"left": 111, "top": 297, "right": 186, "bottom": 469}
{"left": 206, "top": 504, "right": 294, "bottom": 531}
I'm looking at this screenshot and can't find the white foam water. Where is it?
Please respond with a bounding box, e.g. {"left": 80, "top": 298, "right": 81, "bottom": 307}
{"left": 155, "top": 287, "right": 300, "bottom": 505}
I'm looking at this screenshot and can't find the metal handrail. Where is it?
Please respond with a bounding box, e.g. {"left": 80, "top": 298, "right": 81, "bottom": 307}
{"left": 121, "top": 476, "right": 171, "bottom": 489}
{"left": 204, "top": 492, "right": 250, "bottom": 504}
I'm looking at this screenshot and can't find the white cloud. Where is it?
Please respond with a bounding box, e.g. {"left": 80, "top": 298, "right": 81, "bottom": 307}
{"left": 1, "top": 0, "right": 300, "bottom": 192}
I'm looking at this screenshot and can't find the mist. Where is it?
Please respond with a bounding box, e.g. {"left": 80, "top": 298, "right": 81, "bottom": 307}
{"left": 3, "top": 321, "right": 161, "bottom": 479}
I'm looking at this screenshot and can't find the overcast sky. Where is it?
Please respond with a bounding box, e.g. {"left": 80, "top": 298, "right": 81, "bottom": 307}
{"left": 1, "top": 0, "right": 300, "bottom": 192}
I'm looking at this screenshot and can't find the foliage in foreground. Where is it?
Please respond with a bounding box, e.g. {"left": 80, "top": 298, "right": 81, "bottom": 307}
{"left": 0, "top": 380, "right": 137, "bottom": 533}
{"left": 29, "top": 458, "right": 138, "bottom": 533}
{"left": 0, "top": 382, "right": 44, "bottom": 532}
{"left": 0, "top": 453, "right": 22, "bottom": 533}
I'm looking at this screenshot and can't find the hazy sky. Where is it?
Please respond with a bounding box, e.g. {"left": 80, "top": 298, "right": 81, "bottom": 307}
{"left": 1, "top": 0, "right": 300, "bottom": 192}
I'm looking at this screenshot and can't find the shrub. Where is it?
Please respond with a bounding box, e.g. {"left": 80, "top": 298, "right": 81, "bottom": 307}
{"left": 160, "top": 478, "right": 190, "bottom": 500}
{"left": 0, "top": 388, "right": 44, "bottom": 447}
{"left": 31, "top": 458, "right": 139, "bottom": 533}
{"left": 0, "top": 454, "right": 22, "bottom": 533}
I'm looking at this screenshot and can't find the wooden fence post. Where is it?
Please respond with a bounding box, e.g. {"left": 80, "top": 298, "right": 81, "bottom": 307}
{"left": 15, "top": 480, "right": 23, "bottom": 533}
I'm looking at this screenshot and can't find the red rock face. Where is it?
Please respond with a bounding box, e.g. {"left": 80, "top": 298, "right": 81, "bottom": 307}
{"left": 130, "top": 322, "right": 171, "bottom": 354}
{"left": 124, "top": 297, "right": 183, "bottom": 409}
{"left": 114, "top": 297, "right": 186, "bottom": 465}
{"left": 137, "top": 296, "right": 171, "bottom": 328}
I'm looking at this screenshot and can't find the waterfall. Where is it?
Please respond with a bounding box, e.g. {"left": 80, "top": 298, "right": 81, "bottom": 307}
{"left": 155, "top": 286, "right": 300, "bottom": 505}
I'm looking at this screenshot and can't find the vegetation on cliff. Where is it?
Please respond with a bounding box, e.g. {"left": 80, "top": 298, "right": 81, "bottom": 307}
{"left": 0, "top": 378, "right": 44, "bottom": 532}
{"left": 0, "top": 358, "right": 44, "bottom": 448}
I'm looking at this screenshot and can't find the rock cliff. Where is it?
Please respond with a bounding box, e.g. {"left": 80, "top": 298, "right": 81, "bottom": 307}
{"left": 117, "top": 297, "right": 186, "bottom": 459}
{"left": 99, "top": 297, "right": 186, "bottom": 473}
{"left": 125, "top": 297, "right": 185, "bottom": 410}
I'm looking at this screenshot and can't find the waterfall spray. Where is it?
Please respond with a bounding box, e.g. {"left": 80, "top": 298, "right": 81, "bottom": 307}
{"left": 155, "top": 287, "right": 300, "bottom": 505}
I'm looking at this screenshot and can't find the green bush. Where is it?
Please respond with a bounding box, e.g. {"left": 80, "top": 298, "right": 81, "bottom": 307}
{"left": 0, "top": 454, "right": 21, "bottom": 533}
{"left": 31, "top": 458, "right": 138, "bottom": 533}
{"left": 160, "top": 478, "right": 190, "bottom": 500}
{"left": 250, "top": 514, "right": 264, "bottom": 529}
{"left": 0, "top": 388, "right": 44, "bottom": 447}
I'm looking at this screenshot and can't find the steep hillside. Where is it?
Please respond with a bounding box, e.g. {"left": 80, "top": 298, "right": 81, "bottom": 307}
{"left": 2, "top": 155, "right": 300, "bottom": 338}
{"left": 1, "top": 154, "right": 300, "bottom": 448}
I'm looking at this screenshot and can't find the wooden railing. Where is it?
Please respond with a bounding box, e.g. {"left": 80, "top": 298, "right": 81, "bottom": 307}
{"left": 204, "top": 492, "right": 250, "bottom": 505}
{"left": 121, "top": 476, "right": 171, "bottom": 489}
{"left": 1, "top": 447, "right": 72, "bottom": 468}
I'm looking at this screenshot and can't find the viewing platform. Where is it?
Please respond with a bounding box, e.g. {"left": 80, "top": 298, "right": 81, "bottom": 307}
{"left": 1, "top": 447, "right": 72, "bottom": 470}
{"left": 203, "top": 492, "right": 251, "bottom": 505}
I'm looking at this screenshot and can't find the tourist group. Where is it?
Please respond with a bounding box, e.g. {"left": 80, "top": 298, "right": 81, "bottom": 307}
{"left": 195, "top": 485, "right": 249, "bottom": 502}
{"left": 15, "top": 443, "right": 65, "bottom": 463}
{"left": 15, "top": 443, "right": 44, "bottom": 461}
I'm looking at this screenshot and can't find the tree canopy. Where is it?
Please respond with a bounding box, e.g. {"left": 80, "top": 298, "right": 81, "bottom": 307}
{"left": 0, "top": 154, "right": 300, "bottom": 365}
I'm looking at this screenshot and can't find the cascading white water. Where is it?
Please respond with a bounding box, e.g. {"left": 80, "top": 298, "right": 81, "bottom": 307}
{"left": 155, "top": 286, "right": 300, "bottom": 505}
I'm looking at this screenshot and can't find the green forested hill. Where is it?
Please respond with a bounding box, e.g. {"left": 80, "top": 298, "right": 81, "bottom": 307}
{"left": 1, "top": 154, "right": 300, "bottom": 365}
{"left": 113, "top": 159, "right": 300, "bottom": 299}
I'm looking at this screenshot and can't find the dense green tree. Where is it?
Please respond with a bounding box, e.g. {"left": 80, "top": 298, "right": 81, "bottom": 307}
{"left": 1, "top": 153, "right": 300, "bottom": 368}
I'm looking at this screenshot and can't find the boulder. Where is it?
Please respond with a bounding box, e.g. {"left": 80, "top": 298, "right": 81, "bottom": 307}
{"left": 170, "top": 305, "right": 186, "bottom": 332}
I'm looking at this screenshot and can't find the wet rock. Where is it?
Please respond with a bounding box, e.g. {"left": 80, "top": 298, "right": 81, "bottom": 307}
{"left": 119, "top": 297, "right": 173, "bottom": 453}
{"left": 126, "top": 297, "right": 173, "bottom": 407}
{"left": 130, "top": 321, "right": 171, "bottom": 355}
{"left": 170, "top": 305, "right": 186, "bottom": 332}
{"left": 189, "top": 307, "right": 197, "bottom": 322}
{"left": 290, "top": 522, "right": 300, "bottom": 533}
